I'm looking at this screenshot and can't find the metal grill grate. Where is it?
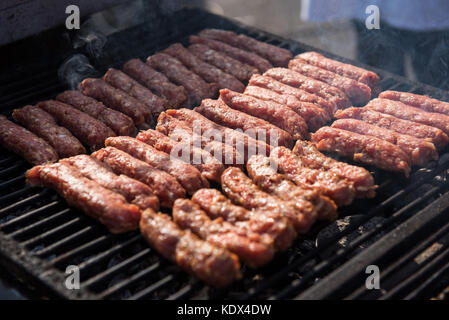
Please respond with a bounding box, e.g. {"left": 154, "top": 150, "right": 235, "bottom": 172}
{"left": 1, "top": 8, "right": 449, "bottom": 300}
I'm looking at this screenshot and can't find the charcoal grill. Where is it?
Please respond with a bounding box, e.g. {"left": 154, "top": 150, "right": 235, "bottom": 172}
{"left": 1, "top": 8, "right": 449, "bottom": 300}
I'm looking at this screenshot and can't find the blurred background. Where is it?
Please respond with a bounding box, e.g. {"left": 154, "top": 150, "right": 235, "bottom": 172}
{"left": 1, "top": 0, "right": 449, "bottom": 88}
{"left": 193, "top": 0, "right": 449, "bottom": 90}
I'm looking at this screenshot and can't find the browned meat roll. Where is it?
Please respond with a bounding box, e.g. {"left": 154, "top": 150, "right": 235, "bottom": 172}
{"left": 147, "top": 52, "right": 217, "bottom": 107}
{"left": 367, "top": 98, "right": 449, "bottom": 136}
{"left": 165, "top": 108, "right": 271, "bottom": 162}
{"left": 296, "top": 52, "right": 380, "bottom": 93}
{"left": 61, "top": 155, "right": 159, "bottom": 211}
{"left": 37, "top": 100, "right": 115, "bottom": 151}
{"left": 221, "top": 167, "right": 316, "bottom": 234}
{"left": 56, "top": 90, "right": 136, "bottom": 136}
{"left": 379, "top": 90, "right": 449, "bottom": 116}
{"left": 289, "top": 58, "right": 371, "bottom": 106}
{"left": 0, "top": 115, "right": 58, "bottom": 165}
{"left": 140, "top": 209, "right": 241, "bottom": 287}
{"left": 173, "top": 199, "right": 275, "bottom": 268}
{"left": 190, "top": 35, "right": 272, "bottom": 73}
{"left": 249, "top": 74, "right": 336, "bottom": 116}
{"left": 12, "top": 105, "right": 86, "bottom": 158}
{"left": 123, "top": 58, "right": 187, "bottom": 108}
{"left": 264, "top": 68, "right": 350, "bottom": 110}
{"left": 26, "top": 162, "right": 141, "bottom": 234}
{"left": 311, "top": 127, "right": 412, "bottom": 176}
{"left": 246, "top": 155, "right": 337, "bottom": 221}
{"left": 136, "top": 129, "right": 225, "bottom": 183}
{"left": 79, "top": 78, "right": 149, "bottom": 126}
{"left": 244, "top": 85, "right": 330, "bottom": 132}
{"left": 188, "top": 43, "right": 257, "bottom": 82}
{"left": 105, "top": 136, "right": 209, "bottom": 195}
{"left": 191, "top": 188, "right": 296, "bottom": 252}
{"left": 219, "top": 89, "right": 309, "bottom": 140}
{"left": 92, "top": 147, "right": 185, "bottom": 208}
{"left": 162, "top": 43, "right": 245, "bottom": 93}
{"left": 103, "top": 68, "right": 167, "bottom": 118}
{"left": 335, "top": 107, "right": 449, "bottom": 149}
{"left": 198, "top": 29, "right": 292, "bottom": 67}
{"left": 292, "top": 140, "right": 376, "bottom": 198}
{"left": 156, "top": 113, "right": 245, "bottom": 169}
{"left": 195, "top": 98, "right": 293, "bottom": 147}
{"left": 270, "top": 146, "right": 357, "bottom": 206}
{"left": 331, "top": 119, "right": 438, "bottom": 167}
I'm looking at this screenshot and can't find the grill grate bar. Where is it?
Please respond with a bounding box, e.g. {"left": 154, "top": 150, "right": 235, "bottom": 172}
{"left": 35, "top": 225, "right": 97, "bottom": 257}
{"left": 0, "top": 190, "right": 49, "bottom": 216}
{"left": 166, "top": 283, "right": 199, "bottom": 300}
{"left": 0, "top": 69, "right": 58, "bottom": 93}
{"left": 374, "top": 179, "right": 393, "bottom": 192}
{"left": 346, "top": 218, "right": 449, "bottom": 299}
{"left": 21, "top": 215, "right": 82, "bottom": 248}
{"left": 0, "top": 185, "right": 32, "bottom": 204}
{"left": 404, "top": 261, "right": 449, "bottom": 299}
{"left": 0, "top": 78, "right": 61, "bottom": 104}
{"left": 0, "top": 162, "right": 26, "bottom": 176}
{"left": 0, "top": 174, "right": 26, "bottom": 190}
{"left": 77, "top": 233, "right": 142, "bottom": 271}
{"left": 296, "top": 190, "right": 449, "bottom": 299}
{"left": 82, "top": 248, "right": 151, "bottom": 289}
{"left": 98, "top": 262, "right": 161, "bottom": 299}
{"left": 128, "top": 275, "right": 175, "bottom": 300}
{"left": 271, "top": 184, "right": 443, "bottom": 299}
{"left": 379, "top": 235, "right": 449, "bottom": 299}
{"left": 49, "top": 234, "right": 112, "bottom": 267}
{"left": 0, "top": 83, "right": 65, "bottom": 109}
{"left": 0, "top": 155, "right": 18, "bottom": 166}
{"left": 1, "top": 201, "right": 61, "bottom": 230}
{"left": 8, "top": 208, "right": 72, "bottom": 238}
{"left": 383, "top": 247, "right": 449, "bottom": 299}
{"left": 244, "top": 163, "right": 448, "bottom": 298}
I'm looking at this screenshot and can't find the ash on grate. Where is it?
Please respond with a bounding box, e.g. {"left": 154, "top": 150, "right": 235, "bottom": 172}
{"left": 315, "top": 215, "right": 386, "bottom": 260}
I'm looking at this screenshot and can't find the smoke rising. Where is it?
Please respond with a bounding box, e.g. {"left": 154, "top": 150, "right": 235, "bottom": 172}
{"left": 57, "top": 54, "right": 100, "bottom": 90}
